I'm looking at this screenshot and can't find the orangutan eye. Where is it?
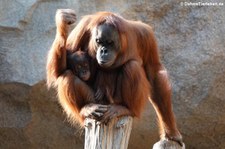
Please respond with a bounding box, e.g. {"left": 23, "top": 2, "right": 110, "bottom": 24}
{"left": 76, "top": 65, "right": 81, "bottom": 70}
{"left": 107, "top": 40, "right": 113, "bottom": 45}
{"left": 96, "top": 39, "right": 101, "bottom": 44}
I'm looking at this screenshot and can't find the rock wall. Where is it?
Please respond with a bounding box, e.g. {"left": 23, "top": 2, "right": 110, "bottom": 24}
{"left": 0, "top": 0, "right": 225, "bottom": 149}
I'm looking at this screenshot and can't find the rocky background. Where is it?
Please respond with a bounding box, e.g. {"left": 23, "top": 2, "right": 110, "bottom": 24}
{"left": 0, "top": 0, "right": 225, "bottom": 149}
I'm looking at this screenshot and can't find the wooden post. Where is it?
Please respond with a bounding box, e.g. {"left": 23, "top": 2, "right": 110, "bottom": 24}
{"left": 84, "top": 116, "right": 133, "bottom": 149}
{"left": 153, "top": 139, "right": 185, "bottom": 149}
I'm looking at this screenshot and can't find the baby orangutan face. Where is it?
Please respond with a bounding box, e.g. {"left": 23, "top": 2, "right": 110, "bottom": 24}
{"left": 67, "top": 51, "right": 91, "bottom": 81}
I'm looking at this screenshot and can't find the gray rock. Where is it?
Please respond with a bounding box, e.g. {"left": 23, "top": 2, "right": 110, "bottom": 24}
{"left": 0, "top": 81, "right": 84, "bottom": 149}
{"left": 0, "top": 0, "right": 225, "bottom": 149}
{"left": 0, "top": 82, "right": 31, "bottom": 128}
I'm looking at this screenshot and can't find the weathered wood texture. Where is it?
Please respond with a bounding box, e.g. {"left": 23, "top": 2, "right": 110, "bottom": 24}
{"left": 153, "top": 139, "right": 185, "bottom": 149}
{"left": 84, "top": 116, "right": 133, "bottom": 149}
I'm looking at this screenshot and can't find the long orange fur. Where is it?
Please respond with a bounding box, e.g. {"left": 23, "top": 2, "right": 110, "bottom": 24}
{"left": 46, "top": 11, "right": 181, "bottom": 140}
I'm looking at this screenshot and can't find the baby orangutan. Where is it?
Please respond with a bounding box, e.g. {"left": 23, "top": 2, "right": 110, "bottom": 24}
{"left": 67, "top": 51, "right": 91, "bottom": 81}
{"left": 67, "top": 51, "right": 131, "bottom": 123}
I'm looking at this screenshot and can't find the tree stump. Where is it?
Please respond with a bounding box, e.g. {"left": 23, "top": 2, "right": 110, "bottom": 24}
{"left": 153, "top": 139, "right": 185, "bottom": 149}
{"left": 84, "top": 116, "right": 133, "bottom": 149}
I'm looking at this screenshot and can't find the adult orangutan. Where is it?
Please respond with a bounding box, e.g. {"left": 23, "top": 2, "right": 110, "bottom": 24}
{"left": 46, "top": 9, "right": 183, "bottom": 145}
